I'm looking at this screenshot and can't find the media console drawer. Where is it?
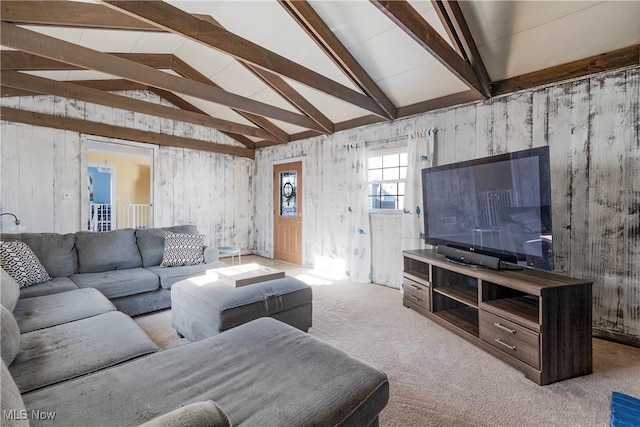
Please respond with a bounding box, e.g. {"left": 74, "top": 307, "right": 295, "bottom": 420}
{"left": 480, "top": 311, "right": 540, "bottom": 369}
{"left": 403, "top": 277, "right": 430, "bottom": 311}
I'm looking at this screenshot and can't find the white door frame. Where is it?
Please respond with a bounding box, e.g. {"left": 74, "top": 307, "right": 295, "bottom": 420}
{"left": 80, "top": 136, "right": 157, "bottom": 231}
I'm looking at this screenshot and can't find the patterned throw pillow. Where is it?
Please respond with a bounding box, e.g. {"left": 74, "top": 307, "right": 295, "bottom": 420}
{"left": 160, "top": 231, "right": 205, "bottom": 267}
{"left": 0, "top": 241, "right": 51, "bottom": 287}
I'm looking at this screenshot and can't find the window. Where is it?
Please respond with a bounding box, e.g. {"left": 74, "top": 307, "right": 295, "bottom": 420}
{"left": 367, "top": 149, "right": 407, "bottom": 210}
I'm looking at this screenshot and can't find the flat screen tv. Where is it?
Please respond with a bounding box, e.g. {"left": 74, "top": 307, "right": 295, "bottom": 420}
{"left": 421, "top": 146, "right": 553, "bottom": 270}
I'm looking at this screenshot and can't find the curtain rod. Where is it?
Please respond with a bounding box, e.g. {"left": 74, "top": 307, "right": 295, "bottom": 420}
{"left": 364, "top": 134, "right": 408, "bottom": 148}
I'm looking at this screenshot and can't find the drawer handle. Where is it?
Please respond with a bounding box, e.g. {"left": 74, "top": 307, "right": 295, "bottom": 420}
{"left": 494, "top": 322, "right": 516, "bottom": 334}
{"left": 409, "top": 295, "right": 422, "bottom": 302}
{"left": 409, "top": 284, "right": 420, "bottom": 291}
{"left": 494, "top": 338, "right": 516, "bottom": 351}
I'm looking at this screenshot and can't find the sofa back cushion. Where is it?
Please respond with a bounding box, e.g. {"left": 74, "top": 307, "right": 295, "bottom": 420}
{"left": 136, "top": 225, "right": 199, "bottom": 267}
{"left": 76, "top": 229, "right": 142, "bottom": 273}
{"left": 1, "top": 361, "right": 29, "bottom": 427}
{"left": 1, "top": 233, "right": 77, "bottom": 277}
{"left": 1, "top": 305, "right": 20, "bottom": 366}
{"left": 1, "top": 268, "right": 20, "bottom": 312}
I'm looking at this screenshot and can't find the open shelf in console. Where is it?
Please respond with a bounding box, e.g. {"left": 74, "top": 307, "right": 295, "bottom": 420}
{"left": 481, "top": 281, "right": 539, "bottom": 331}
{"left": 432, "top": 266, "right": 478, "bottom": 308}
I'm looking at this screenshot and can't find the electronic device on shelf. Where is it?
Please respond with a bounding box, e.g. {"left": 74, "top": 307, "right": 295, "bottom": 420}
{"left": 422, "top": 146, "right": 553, "bottom": 271}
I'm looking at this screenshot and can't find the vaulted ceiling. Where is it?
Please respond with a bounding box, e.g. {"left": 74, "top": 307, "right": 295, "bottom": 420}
{"left": 2, "top": 1, "right": 639, "bottom": 159}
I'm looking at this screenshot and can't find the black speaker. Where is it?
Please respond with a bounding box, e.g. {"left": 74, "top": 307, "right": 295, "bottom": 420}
{"left": 436, "top": 245, "right": 501, "bottom": 270}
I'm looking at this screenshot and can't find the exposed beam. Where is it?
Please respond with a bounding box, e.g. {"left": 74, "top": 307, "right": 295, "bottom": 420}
{"left": 1, "top": 51, "right": 174, "bottom": 70}
{"left": 0, "top": 22, "right": 322, "bottom": 130}
{"left": 1, "top": 70, "right": 275, "bottom": 141}
{"left": 1, "top": 107, "right": 255, "bottom": 158}
{"left": 170, "top": 56, "right": 289, "bottom": 144}
{"left": 279, "top": 0, "right": 396, "bottom": 120}
{"left": 492, "top": 44, "right": 640, "bottom": 96}
{"left": 195, "top": 14, "right": 335, "bottom": 135}
{"left": 1, "top": 86, "right": 37, "bottom": 97}
{"left": 397, "top": 90, "right": 481, "bottom": 117}
{"left": 432, "top": 0, "right": 491, "bottom": 98}
{"left": 371, "top": 0, "right": 490, "bottom": 99}
{"left": 103, "top": 1, "right": 388, "bottom": 118}
{"left": 72, "top": 79, "right": 149, "bottom": 92}
{"left": 150, "top": 88, "right": 257, "bottom": 149}
{"left": 0, "top": 1, "right": 161, "bottom": 31}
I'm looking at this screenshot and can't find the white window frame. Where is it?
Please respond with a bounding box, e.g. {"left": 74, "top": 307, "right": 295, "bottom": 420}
{"left": 367, "top": 147, "right": 408, "bottom": 212}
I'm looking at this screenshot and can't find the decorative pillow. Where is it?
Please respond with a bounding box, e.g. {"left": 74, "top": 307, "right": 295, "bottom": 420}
{"left": 160, "top": 231, "right": 205, "bottom": 267}
{"left": 0, "top": 241, "right": 51, "bottom": 287}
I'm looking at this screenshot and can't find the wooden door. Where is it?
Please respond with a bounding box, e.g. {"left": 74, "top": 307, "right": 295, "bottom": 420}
{"left": 274, "top": 162, "right": 302, "bottom": 264}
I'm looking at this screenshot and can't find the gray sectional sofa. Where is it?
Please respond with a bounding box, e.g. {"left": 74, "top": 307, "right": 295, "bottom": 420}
{"left": 1, "top": 261, "right": 389, "bottom": 426}
{"left": 1, "top": 226, "right": 227, "bottom": 316}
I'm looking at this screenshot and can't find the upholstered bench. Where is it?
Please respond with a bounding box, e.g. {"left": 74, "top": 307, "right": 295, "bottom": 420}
{"left": 171, "top": 274, "right": 312, "bottom": 341}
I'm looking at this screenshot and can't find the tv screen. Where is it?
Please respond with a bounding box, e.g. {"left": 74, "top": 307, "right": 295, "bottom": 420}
{"left": 422, "top": 146, "right": 553, "bottom": 270}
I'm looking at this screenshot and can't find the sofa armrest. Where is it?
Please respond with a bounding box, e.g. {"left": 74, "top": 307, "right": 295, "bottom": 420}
{"left": 203, "top": 246, "right": 220, "bottom": 264}
{"left": 138, "top": 401, "right": 231, "bottom": 427}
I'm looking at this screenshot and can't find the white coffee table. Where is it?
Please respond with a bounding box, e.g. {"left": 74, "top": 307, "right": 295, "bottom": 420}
{"left": 210, "top": 263, "right": 285, "bottom": 287}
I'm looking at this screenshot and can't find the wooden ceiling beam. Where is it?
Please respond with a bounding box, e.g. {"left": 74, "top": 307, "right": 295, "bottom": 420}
{"left": 432, "top": 0, "right": 491, "bottom": 97}
{"left": 71, "top": 79, "right": 150, "bottom": 92}
{"left": 102, "top": 1, "right": 388, "bottom": 118}
{"left": 1, "top": 70, "right": 274, "bottom": 141}
{"left": 0, "top": 1, "right": 161, "bottom": 31}
{"left": 1, "top": 107, "right": 255, "bottom": 158}
{"left": 150, "top": 88, "right": 257, "bottom": 149}
{"left": 371, "top": 0, "right": 490, "bottom": 99}
{"left": 170, "top": 55, "right": 290, "bottom": 143}
{"left": 279, "top": 0, "right": 396, "bottom": 120}
{"left": 1, "top": 85, "right": 37, "bottom": 97}
{"left": 195, "top": 14, "right": 335, "bottom": 135}
{"left": 0, "top": 23, "right": 321, "bottom": 130}
{"left": 492, "top": 44, "right": 640, "bottom": 96}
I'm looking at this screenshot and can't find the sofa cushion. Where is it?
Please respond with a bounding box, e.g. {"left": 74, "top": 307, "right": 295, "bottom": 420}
{"left": 71, "top": 268, "right": 159, "bottom": 299}
{"left": 1, "top": 233, "right": 77, "bottom": 278}
{"left": 139, "top": 401, "right": 231, "bottom": 427}
{"left": 18, "top": 277, "right": 79, "bottom": 299}
{"left": 136, "top": 225, "right": 199, "bottom": 267}
{"left": 75, "top": 229, "right": 142, "bottom": 273}
{"left": 1, "top": 267, "right": 20, "bottom": 312}
{"left": 160, "top": 231, "right": 205, "bottom": 267}
{"left": 0, "top": 240, "right": 51, "bottom": 287}
{"left": 146, "top": 262, "right": 226, "bottom": 290}
{"left": 1, "top": 305, "right": 21, "bottom": 365}
{"left": 14, "top": 288, "right": 116, "bottom": 333}
{"left": 1, "top": 361, "right": 29, "bottom": 427}
{"left": 9, "top": 311, "right": 159, "bottom": 393}
{"left": 22, "top": 318, "right": 389, "bottom": 427}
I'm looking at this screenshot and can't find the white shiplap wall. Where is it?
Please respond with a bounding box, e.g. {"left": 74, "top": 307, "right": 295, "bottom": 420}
{"left": 255, "top": 67, "right": 640, "bottom": 344}
{"left": 1, "top": 68, "right": 638, "bottom": 344}
{"left": 0, "top": 92, "right": 253, "bottom": 250}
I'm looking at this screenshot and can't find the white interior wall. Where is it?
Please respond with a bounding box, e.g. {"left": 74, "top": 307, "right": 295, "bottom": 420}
{"left": 0, "top": 91, "right": 253, "bottom": 250}
{"left": 254, "top": 67, "right": 640, "bottom": 343}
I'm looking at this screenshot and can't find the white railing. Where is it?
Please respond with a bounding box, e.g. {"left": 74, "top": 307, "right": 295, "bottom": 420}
{"left": 116, "top": 204, "right": 151, "bottom": 229}
{"left": 89, "top": 203, "right": 113, "bottom": 232}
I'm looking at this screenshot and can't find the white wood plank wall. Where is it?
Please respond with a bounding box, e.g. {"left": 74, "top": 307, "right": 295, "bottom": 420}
{"left": 1, "top": 68, "right": 638, "bottom": 344}
{"left": 256, "top": 68, "right": 639, "bottom": 344}
{"left": 0, "top": 91, "right": 253, "bottom": 251}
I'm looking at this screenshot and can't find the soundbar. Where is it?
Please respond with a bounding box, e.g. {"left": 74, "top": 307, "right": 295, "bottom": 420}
{"left": 436, "top": 245, "right": 522, "bottom": 270}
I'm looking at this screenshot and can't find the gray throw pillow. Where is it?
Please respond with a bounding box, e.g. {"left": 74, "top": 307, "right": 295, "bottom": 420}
{"left": 0, "top": 241, "right": 51, "bottom": 287}
{"left": 160, "top": 231, "right": 205, "bottom": 267}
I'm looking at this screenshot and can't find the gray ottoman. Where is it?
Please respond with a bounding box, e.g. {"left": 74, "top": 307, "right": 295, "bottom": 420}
{"left": 171, "top": 275, "right": 312, "bottom": 341}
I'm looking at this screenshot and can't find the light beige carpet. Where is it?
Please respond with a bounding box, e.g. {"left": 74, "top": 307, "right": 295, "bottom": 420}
{"left": 136, "top": 273, "right": 640, "bottom": 427}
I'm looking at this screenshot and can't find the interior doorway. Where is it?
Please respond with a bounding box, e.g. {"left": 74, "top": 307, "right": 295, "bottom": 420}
{"left": 81, "top": 138, "right": 155, "bottom": 231}
{"left": 273, "top": 161, "right": 302, "bottom": 264}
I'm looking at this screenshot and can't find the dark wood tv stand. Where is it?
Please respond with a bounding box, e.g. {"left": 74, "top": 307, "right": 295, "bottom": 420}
{"left": 403, "top": 249, "right": 592, "bottom": 385}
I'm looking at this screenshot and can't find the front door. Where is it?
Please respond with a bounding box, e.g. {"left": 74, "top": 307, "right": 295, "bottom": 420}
{"left": 274, "top": 161, "right": 302, "bottom": 264}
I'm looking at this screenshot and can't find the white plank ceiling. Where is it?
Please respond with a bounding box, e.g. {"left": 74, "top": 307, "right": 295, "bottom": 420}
{"left": 1, "top": 0, "right": 639, "bottom": 152}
